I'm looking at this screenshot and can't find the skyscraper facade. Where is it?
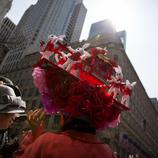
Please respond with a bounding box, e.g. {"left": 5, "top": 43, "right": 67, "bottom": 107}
{"left": 0, "top": 0, "right": 13, "bottom": 24}
{"left": 88, "top": 19, "right": 116, "bottom": 39}
{"left": 88, "top": 19, "right": 126, "bottom": 49}
{"left": 0, "top": 17, "right": 16, "bottom": 64}
{"left": 0, "top": 17, "right": 16, "bottom": 42}
{"left": 0, "top": 0, "right": 87, "bottom": 73}
{"left": 65, "top": 3, "right": 87, "bottom": 43}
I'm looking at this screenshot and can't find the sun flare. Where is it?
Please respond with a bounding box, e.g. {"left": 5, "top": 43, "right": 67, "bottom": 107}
{"left": 95, "top": 0, "right": 133, "bottom": 31}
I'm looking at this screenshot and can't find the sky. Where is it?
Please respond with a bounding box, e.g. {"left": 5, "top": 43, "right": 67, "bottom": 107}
{"left": 6, "top": 0, "right": 158, "bottom": 98}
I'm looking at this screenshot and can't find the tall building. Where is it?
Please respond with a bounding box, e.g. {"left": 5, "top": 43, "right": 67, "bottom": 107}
{"left": 0, "top": 45, "right": 9, "bottom": 65}
{"left": 0, "top": 0, "right": 13, "bottom": 24}
{"left": 88, "top": 19, "right": 126, "bottom": 49}
{"left": 65, "top": 3, "right": 87, "bottom": 43}
{"left": 0, "top": 17, "right": 16, "bottom": 65}
{"left": 88, "top": 19, "right": 116, "bottom": 39}
{"left": 0, "top": 17, "right": 16, "bottom": 42}
{"left": 0, "top": 0, "right": 87, "bottom": 73}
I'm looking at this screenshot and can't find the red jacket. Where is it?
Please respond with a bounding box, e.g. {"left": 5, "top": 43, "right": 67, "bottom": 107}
{"left": 16, "top": 130, "right": 117, "bottom": 158}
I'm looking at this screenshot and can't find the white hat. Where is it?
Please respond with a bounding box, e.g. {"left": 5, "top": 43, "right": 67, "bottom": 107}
{"left": 0, "top": 77, "right": 26, "bottom": 114}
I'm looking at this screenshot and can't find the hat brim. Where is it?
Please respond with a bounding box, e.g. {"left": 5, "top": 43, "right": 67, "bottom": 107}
{"left": 0, "top": 107, "right": 26, "bottom": 114}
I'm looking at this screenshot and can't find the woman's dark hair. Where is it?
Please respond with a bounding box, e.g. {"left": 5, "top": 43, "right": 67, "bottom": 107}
{"left": 62, "top": 116, "right": 96, "bottom": 134}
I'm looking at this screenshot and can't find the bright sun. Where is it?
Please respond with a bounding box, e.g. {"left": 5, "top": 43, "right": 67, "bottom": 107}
{"left": 96, "top": 0, "right": 133, "bottom": 31}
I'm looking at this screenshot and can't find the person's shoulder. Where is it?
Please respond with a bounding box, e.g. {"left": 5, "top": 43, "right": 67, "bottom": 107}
{"left": 37, "top": 131, "right": 57, "bottom": 138}
{"left": 36, "top": 131, "right": 68, "bottom": 142}
{"left": 31, "top": 131, "right": 72, "bottom": 150}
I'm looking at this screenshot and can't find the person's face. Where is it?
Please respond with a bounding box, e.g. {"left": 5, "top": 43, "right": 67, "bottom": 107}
{"left": 0, "top": 113, "right": 16, "bottom": 129}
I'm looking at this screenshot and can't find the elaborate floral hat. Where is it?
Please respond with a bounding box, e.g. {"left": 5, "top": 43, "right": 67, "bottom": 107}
{"left": 32, "top": 34, "right": 136, "bottom": 129}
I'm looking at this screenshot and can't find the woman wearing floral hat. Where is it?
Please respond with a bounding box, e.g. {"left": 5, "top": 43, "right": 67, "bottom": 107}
{"left": 15, "top": 34, "right": 134, "bottom": 158}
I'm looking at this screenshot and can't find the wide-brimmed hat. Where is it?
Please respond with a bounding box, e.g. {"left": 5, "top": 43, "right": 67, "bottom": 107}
{"left": 32, "top": 35, "right": 134, "bottom": 129}
{"left": 0, "top": 77, "right": 26, "bottom": 114}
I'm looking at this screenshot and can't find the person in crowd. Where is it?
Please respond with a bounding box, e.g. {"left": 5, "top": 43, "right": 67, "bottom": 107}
{"left": 0, "top": 76, "right": 26, "bottom": 157}
{"left": 15, "top": 108, "right": 117, "bottom": 158}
